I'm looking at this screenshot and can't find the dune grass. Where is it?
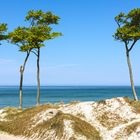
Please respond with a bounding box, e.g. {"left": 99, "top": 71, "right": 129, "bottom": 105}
{"left": 124, "top": 97, "right": 140, "bottom": 113}
{"left": 0, "top": 105, "right": 102, "bottom": 140}
{"left": 0, "top": 104, "right": 59, "bottom": 136}
{"left": 31, "top": 111, "right": 102, "bottom": 140}
{"left": 124, "top": 122, "right": 140, "bottom": 135}
{"left": 96, "top": 111, "right": 127, "bottom": 130}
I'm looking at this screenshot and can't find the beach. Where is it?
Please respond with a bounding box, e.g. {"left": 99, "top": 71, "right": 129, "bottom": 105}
{"left": 1, "top": 97, "right": 140, "bottom": 140}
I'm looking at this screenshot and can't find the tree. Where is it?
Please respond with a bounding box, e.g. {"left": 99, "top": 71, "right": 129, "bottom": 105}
{"left": 9, "top": 10, "right": 62, "bottom": 108}
{"left": 25, "top": 10, "right": 62, "bottom": 106}
{"left": 0, "top": 23, "right": 7, "bottom": 44}
{"left": 9, "top": 27, "right": 33, "bottom": 109}
{"left": 113, "top": 8, "right": 140, "bottom": 101}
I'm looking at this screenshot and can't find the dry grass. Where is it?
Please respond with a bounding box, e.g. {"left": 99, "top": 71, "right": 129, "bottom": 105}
{"left": 71, "top": 114, "right": 102, "bottom": 140}
{"left": 124, "top": 122, "right": 140, "bottom": 135}
{"left": 115, "top": 122, "right": 140, "bottom": 139}
{"left": 0, "top": 104, "right": 59, "bottom": 136}
{"left": 0, "top": 105, "right": 102, "bottom": 140}
{"left": 69, "top": 101, "right": 80, "bottom": 105}
{"left": 97, "top": 100, "right": 106, "bottom": 105}
{"left": 97, "top": 111, "right": 127, "bottom": 130}
{"left": 76, "top": 113, "right": 85, "bottom": 118}
{"left": 31, "top": 111, "right": 102, "bottom": 140}
{"left": 124, "top": 97, "right": 140, "bottom": 113}
{"left": 69, "top": 137, "right": 77, "bottom": 140}
{"left": 0, "top": 107, "right": 21, "bottom": 119}
{"left": 32, "top": 111, "right": 65, "bottom": 138}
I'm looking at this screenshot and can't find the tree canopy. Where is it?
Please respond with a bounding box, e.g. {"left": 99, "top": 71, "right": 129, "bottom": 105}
{"left": 9, "top": 10, "right": 62, "bottom": 52}
{"left": 0, "top": 23, "right": 7, "bottom": 43}
{"left": 8, "top": 10, "right": 62, "bottom": 107}
{"left": 113, "top": 8, "right": 140, "bottom": 51}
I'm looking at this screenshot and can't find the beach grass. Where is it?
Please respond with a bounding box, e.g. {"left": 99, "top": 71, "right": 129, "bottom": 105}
{"left": 0, "top": 104, "right": 101, "bottom": 140}
{"left": 124, "top": 97, "right": 140, "bottom": 113}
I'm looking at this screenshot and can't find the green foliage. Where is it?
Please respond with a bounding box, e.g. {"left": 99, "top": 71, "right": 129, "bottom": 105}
{"left": 113, "top": 8, "right": 140, "bottom": 44}
{"left": 0, "top": 23, "right": 7, "bottom": 42}
{"left": 9, "top": 10, "right": 62, "bottom": 52}
{"left": 9, "top": 27, "right": 31, "bottom": 51}
{"left": 26, "top": 10, "right": 60, "bottom": 25}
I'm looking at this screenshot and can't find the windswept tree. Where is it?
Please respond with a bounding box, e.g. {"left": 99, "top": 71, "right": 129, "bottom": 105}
{"left": 113, "top": 8, "right": 140, "bottom": 101}
{"left": 0, "top": 23, "right": 7, "bottom": 44}
{"left": 9, "top": 27, "right": 33, "bottom": 109}
{"left": 9, "top": 10, "right": 62, "bottom": 108}
{"left": 25, "top": 10, "right": 62, "bottom": 106}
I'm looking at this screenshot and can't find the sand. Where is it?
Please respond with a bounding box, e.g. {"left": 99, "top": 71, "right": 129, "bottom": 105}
{"left": 0, "top": 133, "right": 28, "bottom": 140}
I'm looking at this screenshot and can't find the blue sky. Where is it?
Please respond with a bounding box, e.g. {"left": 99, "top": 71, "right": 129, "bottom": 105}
{"left": 0, "top": 0, "right": 140, "bottom": 85}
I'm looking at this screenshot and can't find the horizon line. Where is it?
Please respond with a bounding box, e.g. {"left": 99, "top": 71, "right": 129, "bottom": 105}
{"left": 0, "top": 85, "right": 139, "bottom": 87}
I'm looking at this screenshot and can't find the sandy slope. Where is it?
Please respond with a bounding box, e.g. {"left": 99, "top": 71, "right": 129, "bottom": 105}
{"left": 0, "top": 133, "right": 27, "bottom": 140}
{"left": 1, "top": 97, "right": 140, "bottom": 140}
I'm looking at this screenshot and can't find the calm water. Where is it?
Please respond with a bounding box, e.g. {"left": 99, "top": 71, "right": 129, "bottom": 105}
{"left": 0, "top": 86, "right": 140, "bottom": 108}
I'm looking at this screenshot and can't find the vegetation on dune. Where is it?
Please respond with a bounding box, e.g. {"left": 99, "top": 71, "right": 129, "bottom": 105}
{"left": 96, "top": 111, "right": 127, "bottom": 130}
{"left": 124, "top": 97, "right": 140, "bottom": 113}
{"left": 0, "top": 106, "right": 102, "bottom": 140}
{"left": 29, "top": 111, "right": 102, "bottom": 140}
{"left": 115, "top": 121, "right": 140, "bottom": 139}
{"left": 0, "top": 104, "right": 59, "bottom": 136}
{"left": 1, "top": 98, "right": 140, "bottom": 139}
{"left": 124, "top": 122, "right": 140, "bottom": 136}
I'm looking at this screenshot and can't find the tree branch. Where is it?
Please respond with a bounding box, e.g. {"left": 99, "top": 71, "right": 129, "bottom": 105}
{"left": 128, "top": 40, "right": 137, "bottom": 52}
{"left": 31, "top": 50, "right": 38, "bottom": 56}
{"left": 22, "top": 51, "right": 31, "bottom": 72}
{"left": 115, "top": 19, "right": 121, "bottom": 28}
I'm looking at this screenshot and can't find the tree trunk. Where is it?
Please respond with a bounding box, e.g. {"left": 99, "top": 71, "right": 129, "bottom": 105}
{"left": 37, "top": 48, "right": 40, "bottom": 106}
{"left": 19, "top": 66, "right": 23, "bottom": 109}
{"left": 126, "top": 51, "right": 138, "bottom": 101}
{"left": 19, "top": 51, "right": 30, "bottom": 109}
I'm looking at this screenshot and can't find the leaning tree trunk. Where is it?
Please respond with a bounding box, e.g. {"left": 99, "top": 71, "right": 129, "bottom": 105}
{"left": 19, "top": 66, "right": 23, "bottom": 109}
{"left": 19, "top": 51, "right": 30, "bottom": 109}
{"left": 126, "top": 51, "right": 138, "bottom": 101}
{"left": 37, "top": 48, "right": 40, "bottom": 106}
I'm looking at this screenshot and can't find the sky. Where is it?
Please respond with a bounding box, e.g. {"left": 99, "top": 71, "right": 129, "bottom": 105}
{"left": 0, "top": 0, "right": 140, "bottom": 86}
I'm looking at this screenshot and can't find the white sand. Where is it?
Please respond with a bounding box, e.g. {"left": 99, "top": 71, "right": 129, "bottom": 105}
{"left": 0, "top": 133, "right": 28, "bottom": 140}
{"left": 1, "top": 97, "right": 140, "bottom": 140}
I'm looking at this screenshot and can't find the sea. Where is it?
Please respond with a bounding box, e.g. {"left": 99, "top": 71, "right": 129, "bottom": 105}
{"left": 0, "top": 86, "right": 140, "bottom": 108}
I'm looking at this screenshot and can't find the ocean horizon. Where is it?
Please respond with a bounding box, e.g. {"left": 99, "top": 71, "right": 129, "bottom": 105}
{"left": 0, "top": 86, "right": 140, "bottom": 108}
